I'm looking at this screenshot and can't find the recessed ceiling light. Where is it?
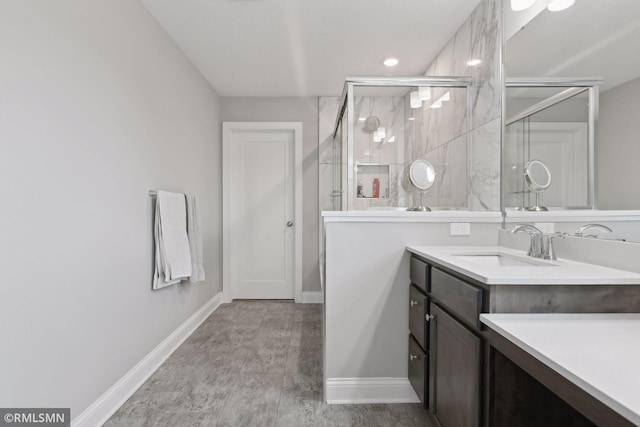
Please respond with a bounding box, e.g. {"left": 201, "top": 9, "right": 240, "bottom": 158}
{"left": 547, "top": 0, "right": 575, "bottom": 11}
{"left": 467, "top": 59, "right": 482, "bottom": 66}
{"left": 383, "top": 57, "right": 399, "bottom": 67}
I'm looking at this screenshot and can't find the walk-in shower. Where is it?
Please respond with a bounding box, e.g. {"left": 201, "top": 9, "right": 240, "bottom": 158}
{"left": 330, "top": 76, "right": 473, "bottom": 211}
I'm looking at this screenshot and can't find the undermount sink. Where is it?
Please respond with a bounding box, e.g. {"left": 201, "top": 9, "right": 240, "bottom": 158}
{"left": 451, "top": 253, "right": 554, "bottom": 267}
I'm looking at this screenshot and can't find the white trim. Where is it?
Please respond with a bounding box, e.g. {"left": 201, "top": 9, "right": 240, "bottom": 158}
{"left": 222, "top": 122, "right": 303, "bottom": 303}
{"left": 302, "top": 291, "right": 324, "bottom": 304}
{"left": 72, "top": 292, "right": 224, "bottom": 427}
{"left": 325, "top": 378, "right": 420, "bottom": 404}
{"left": 322, "top": 210, "right": 503, "bottom": 223}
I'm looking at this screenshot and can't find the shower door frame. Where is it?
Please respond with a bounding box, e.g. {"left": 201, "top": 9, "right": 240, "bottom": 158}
{"left": 333, "top": 76, "right": 474, "bottom": 211}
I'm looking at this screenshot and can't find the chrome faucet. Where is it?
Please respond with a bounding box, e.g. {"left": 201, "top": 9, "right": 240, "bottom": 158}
{"left": 575, "top": 223, "right": 612, "bottom": 238}
{"left": 544, "top": 232, "right": 568, "bottom": 261}
{"left": 511, "top": 224, "right": 544, "bottom": 258}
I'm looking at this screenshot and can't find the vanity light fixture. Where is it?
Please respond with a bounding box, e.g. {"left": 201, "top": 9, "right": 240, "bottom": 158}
{"left": 467, "top": 59, "right": 482, "bottom": 66}
{"left": 547, "top": 0, "right": 575, "bottom": 11}
{"left": 382, "top": 57, "right": 399, "bottom": 67}
{"left": 418, "top": 86, "right": 431, "bottom": 101}
{"left": 510, "top": 0, "right": 535, "bottom": 11}
{"left": 410, "top": 91, "right": 422, "bottom": 108}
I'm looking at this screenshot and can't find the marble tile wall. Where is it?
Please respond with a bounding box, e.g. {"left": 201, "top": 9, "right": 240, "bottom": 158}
{"left": 421, "top": 0, "right": 502, "bottom": 211}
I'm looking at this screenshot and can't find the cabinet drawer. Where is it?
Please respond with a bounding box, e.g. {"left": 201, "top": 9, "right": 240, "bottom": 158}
{"left": 409, "top": 334, "right": 428, "bottom": 408}
{"left": 409, "top": 285, "right": 429, "bottom": 350}
{"left": 431, "top": 268, "right": 483, "bottom": 330}
{"left": 410, "top": 257, "right": 429, "bottom": 293}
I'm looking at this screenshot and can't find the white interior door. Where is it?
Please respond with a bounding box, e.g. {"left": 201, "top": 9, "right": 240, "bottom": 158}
{"left": 223, "top": 123, "right": 302, "bottom": 300}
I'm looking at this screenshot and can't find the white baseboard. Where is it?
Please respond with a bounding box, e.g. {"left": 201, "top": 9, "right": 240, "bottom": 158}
{"left": 72, "top": 292, "right": 224, "bottom": 427}
{"left": 326, "top": 378, "right": 420, "bottom": 404}
{"left": 302, "top": 291, "right": 324, "bottom": 304}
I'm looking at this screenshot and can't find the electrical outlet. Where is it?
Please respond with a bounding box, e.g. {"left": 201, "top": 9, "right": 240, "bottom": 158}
{"left": 534, "top": 222, "right": 555, "bottom": 234}
{"left": 450, "top": 222, "right": 471, "bottom": 236}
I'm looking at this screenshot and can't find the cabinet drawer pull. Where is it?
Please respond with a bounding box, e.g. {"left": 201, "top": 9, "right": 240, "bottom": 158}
{"left": 410, "top": 354, "right": 418, "bottom": 361}
{"left": 425, "top": 314, "right": 434, "bottom": 321}
{"left": 410, "top": 300, "right": 419, "bottom": 307}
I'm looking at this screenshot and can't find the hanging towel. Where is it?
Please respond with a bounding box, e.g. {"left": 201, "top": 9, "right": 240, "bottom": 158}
{"left": 186, "top": 194, "right": 205, "bottom": 282}
{"left": 153, "top": 191, "right": 192, "bottom": 289}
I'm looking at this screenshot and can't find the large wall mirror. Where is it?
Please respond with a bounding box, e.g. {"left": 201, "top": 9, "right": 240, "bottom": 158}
{"left": 504, "top": 0, "right": 640, "bottom": 239}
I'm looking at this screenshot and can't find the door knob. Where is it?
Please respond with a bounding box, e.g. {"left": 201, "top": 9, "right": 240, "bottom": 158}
{"left": 287, "top": 221, "right": 294, "bottom": 227}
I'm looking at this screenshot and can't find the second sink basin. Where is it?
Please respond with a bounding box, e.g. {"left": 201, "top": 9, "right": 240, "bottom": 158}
{"left": 451, "top": 253, "right": 554, "bottom": 267}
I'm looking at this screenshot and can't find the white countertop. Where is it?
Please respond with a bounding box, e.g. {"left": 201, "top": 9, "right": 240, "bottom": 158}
{"left": 407, "top": 245, "right": 640, "bottom": 285}
{"left": 480, "top": 313, "right": 640, "bottom": 425}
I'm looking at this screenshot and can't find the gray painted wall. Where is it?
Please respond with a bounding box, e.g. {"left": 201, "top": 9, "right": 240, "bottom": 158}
{"left": 0, "top": 0, "right": 222, "bottom": 417}
{"left": 598, "top": 77, "right": 640, "bottom": 209}
{"left": 221, "top": 97, "right": 321, "bottom": 293}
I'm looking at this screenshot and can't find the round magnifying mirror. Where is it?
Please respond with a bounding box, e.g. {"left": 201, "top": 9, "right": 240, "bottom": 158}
{"left": 409, "top": 159, "right": 436, "bottom": 191}
{"left": 524, "top": 160, "right": 551, "bottom": 211}
{"left": 524, "top": 160, "right": 551, "bottom": 192}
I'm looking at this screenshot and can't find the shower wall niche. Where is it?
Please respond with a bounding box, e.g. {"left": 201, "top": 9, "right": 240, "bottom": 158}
{"left": 327, "top": 76, "right": 472, "bottom": 211}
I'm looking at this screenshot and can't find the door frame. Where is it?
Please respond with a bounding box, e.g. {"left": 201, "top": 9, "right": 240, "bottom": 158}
{"left": 222, "top": 122, "right": 303, "bottom": 303}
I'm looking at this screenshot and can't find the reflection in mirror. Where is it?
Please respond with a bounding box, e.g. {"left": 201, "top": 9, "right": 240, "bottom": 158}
{"left": 504, "top": 0, "right": 640, "bottom": 241}
{"left": 504, "top": 83, "right": 593, "bottom": 210}
{"left": 524, "top": 159, "right": 551, "bottom": 211}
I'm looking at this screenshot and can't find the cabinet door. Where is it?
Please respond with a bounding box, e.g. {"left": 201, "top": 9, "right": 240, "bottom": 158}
{"left": 408, "top": 334, "right": 428, "bottom": 407}
{"left": 409, "top": 285, "right": 429, "bottom": 350}
{"left": 429, "top": 303, "right": 481, "bottom": 427}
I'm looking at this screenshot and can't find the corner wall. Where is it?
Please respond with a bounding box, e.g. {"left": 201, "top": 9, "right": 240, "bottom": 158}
{"left": 0, "top": 0, "right": 222, "bottom": 418}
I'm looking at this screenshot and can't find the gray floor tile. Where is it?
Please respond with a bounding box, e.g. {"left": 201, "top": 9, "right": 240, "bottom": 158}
{"left": 104, "top": 300, "right": 431, "bottom": 427}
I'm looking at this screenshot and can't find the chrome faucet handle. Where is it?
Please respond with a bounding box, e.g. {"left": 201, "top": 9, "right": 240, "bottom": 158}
{"left": 575, "top": 224, "right": 612, "bottom": 237}
{"left": 544, "top": 232, "right": 568, "bottom": 261}
{"left": 510, "top": 224, "right": 544, "bottom": 258}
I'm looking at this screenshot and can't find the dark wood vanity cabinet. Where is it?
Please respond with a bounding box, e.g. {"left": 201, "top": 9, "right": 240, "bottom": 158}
{"left": 409, "top": 255, "right": 486, "bottom": 426}
{"left": 429, "top": 302, "right": 482, "bottom": 427}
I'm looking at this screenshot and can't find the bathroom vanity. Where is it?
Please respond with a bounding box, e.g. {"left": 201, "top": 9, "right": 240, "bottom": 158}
{"left": 407, "top": 245, "right": 640, "bottom": 427}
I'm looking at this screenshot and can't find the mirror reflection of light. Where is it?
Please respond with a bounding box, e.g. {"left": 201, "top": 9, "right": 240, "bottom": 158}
{"left": 410, "top": 91, "right": 422, "bottom": 108}
{"left": 510, "top": 0, "right": 535, "bottom": 11}
{"left": 547, "top": 0, "right": 575, "bottom": 11}
{"left": 418, "top": 86, "right": 431, "bottom": 101}
{"left": 430, "top": 100, "right": 442, "bottom": 109}
{"left": 467, "top": 59, "right": 482, "bottom": 66}
{"left": 358, "top": 117, "right": 366, "bottom": 121}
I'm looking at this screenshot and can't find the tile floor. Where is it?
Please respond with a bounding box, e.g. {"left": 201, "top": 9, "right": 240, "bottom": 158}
{"left": 105, "top": 300, "right": 431, "bottom": 426}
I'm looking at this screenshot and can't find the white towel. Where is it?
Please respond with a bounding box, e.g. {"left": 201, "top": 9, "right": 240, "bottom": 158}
{"left": 153, "top": 191, "right": 192, "bottom": 289}
{"left": 186, "top": 194, "right": 205, "bottom": 282}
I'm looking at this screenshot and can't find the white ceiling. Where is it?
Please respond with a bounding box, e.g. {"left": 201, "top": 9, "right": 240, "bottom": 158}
{"left": 506, "top": 0, "right": 640, "bottom": 93}
{"left": 140, "top": 0, "right": 481, "bottom": 97}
